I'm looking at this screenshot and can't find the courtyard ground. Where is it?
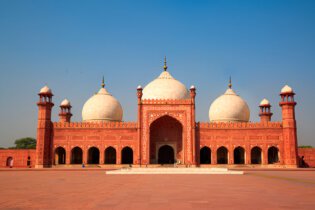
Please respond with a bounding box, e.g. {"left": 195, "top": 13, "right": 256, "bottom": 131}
{"left": 0, "top": 169, "right": 314, "bottom": 209}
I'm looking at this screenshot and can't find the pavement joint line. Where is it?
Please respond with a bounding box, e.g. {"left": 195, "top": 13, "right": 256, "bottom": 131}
{"left": 248, "top": 173, "right": 315, "bottom": 184}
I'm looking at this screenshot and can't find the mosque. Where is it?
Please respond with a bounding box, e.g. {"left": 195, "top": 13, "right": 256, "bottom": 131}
{"left": 1, "top": 58, "right": 303, "bottom": 168}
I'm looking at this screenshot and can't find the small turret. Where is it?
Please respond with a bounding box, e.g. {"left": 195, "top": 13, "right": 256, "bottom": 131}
{"left": 259, "top": 98, "right": 272, "bottom": 123}
{"left": 59, "top": 99, "right": 72, "bottom": 123}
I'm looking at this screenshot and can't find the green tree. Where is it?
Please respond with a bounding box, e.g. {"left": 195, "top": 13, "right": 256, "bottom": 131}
{"left": 14, "top": 137, "right": 36, "bottom": 149}
{"left": 298, "top": 145, "right": 313, "bottom": 148}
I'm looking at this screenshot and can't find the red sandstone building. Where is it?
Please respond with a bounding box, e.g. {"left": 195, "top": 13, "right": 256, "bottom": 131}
{"left": 1, "top": 59, "right": 314, "bottom": 168}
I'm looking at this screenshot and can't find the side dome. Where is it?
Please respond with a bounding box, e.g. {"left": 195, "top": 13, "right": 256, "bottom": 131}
{"left": 142, "top": 58, "right": 189, "bottom": 100}
{"left": 82, "top": 80, "right": 123, "bottom": 122}
{"left": 209, "top": 84, "right": 250, "bottom": 122}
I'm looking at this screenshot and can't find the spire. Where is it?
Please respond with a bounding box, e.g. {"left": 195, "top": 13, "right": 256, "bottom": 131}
{"left": 228, "top": 76, "right": 232, "bottom": 89}
{"left": 163, "top": 56, "right": 168, "bottom": 71}
{"left": 101, "top": 76, "right": 105, "bottom": 88}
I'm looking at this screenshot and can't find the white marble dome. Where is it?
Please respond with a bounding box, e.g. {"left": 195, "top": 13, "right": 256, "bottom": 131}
{"left": 209, "top": 87, "right": 250, "bottom": 122}
{"left": 82, "top": 86, "right": 123, "bottom": 122}
{"left": 142, "top": 71, "right": 189, "bottom": 100}
{"left": 260, "top": 98, "right": 270, "bottom": 106}
{"left": 281, "top": 85, "right": 293, "bottom": 93}
{"left": 39, "top": 85, "right": 52, "bottom": 94}
{"left": 61, "top": 99, "right": 70, "bottom": 106}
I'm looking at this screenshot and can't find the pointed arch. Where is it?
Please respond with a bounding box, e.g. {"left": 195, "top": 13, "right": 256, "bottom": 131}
{"left": 104, "top": 147, "right": 116, "bottom": 164}
{"left": 234, "top": 146, "right": 245, "bottom": 164}
{"left": 217, "top": 146, "right": 228, "bottom": 164}
{"left": 88, "top": 147, "right": 100, "bottom": 164}
{"left": 71, "top": 147, "right": 83, "bottom": 164}
{"left": 251, "top": 146, "right": 262, "bottom": 164}
{"left": 121, "top": 147, "right": 133, "bottom": 164}
{"left": 268, "top": 146, "right": 279, "bottom": 164}
{"left": 200, "top": 146, "right": 211, "bottom": 164}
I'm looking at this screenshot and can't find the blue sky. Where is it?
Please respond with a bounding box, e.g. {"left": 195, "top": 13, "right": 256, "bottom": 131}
{"left": 0, "top": 0, "right": 314, "bottom": 147}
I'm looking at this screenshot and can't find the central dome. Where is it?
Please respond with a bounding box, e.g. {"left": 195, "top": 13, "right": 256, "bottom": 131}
{"left": 142, "top": 60, "right": 189, "bottom": 100}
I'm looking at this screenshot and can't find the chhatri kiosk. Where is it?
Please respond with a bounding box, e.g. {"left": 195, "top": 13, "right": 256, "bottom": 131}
{"left": 34, "top": 58, "right": 299, "bottom": 168}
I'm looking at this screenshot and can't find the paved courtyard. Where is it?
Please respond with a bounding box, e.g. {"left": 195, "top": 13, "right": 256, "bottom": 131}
{"left": 0, "top": 169, "right": 314, "bottom": 209}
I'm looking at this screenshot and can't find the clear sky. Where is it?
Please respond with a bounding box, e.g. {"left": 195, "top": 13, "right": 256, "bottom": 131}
{"left": 0, "top": 0, "right": 314, "bottom": 147}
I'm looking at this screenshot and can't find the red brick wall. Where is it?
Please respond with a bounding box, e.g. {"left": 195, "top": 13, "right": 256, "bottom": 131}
{"left": 298, "top": 148, "right": 315, "bottom": 168}
{"left": 0, "top": 149, "right": 36, "bottom": 168}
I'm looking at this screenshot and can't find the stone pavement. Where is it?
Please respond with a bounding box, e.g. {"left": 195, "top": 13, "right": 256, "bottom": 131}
{"left": 0, "top": 169, "right": 314, "bottom": 209}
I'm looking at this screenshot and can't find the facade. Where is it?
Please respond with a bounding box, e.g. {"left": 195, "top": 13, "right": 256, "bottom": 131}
{"left": 3, "top": 59, "right": 314, "bottom": 168}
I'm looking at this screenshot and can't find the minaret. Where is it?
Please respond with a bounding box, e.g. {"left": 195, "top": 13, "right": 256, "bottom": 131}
{"left": 137, "top": 85, "right": 143, "bottom": 166}
{"left": 279, "top": 85, "right": 298, "bottom": 167}
{"left": 35, "top": 85, "right": 54, "bottom": 168}
{"left": 59, "top": 99, "right": 72, "bottom": 123}
{"left": 259, "top": 98, "right": 272, "bottom": 123}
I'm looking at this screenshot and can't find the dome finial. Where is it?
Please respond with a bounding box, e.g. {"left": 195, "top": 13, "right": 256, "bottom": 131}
{"left": 101, "top": 76, "right": 105, "bottom": 88}
{"left": 228, "top": 76, "right": 232, "bottom": 89}
{"left": 163, "top": 56, "right": 168, "bottom": 71}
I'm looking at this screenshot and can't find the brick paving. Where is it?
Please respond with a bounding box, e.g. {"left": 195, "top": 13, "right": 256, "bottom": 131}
{"left": 0, "top": 170, "right": 314, "bottom": 209}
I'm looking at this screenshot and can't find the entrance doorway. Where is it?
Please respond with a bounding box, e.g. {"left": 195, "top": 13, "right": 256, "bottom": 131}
{"left": 217, "top": 146, "right": 228, "bottom": 164}
{"left": 234, "top": 146, "right": 245, "bottom": 164}
{"left": 121, "top": 147, "right": 133, "bottom": 164}
{"left": 268, "top": 146, "right": 279, "bottom": 164}
{"left": 200, "top": 146, "right": 211, "bottom": 164}
{"left": 6, "top": 157, "right": 13, "bottom": 167}
{"left": 149, "top": 115, "right": 183, "bottom": 164}
{"left": 88, "top": 147, "right": 100, "bottom": 164}
{"left": 104, "top": 147, "right": 116, "bottom": 164}
{"left": 55, "top": 147, "right": 66, "bottom": 164}
{"left": 71, "top": 147, "right": 83, "bottom": 164}
{"left": 158, "top": 145, "right": 175, "bottom": 164}
{"left": 251, "top": 147, "right": 262, "bottom": 164}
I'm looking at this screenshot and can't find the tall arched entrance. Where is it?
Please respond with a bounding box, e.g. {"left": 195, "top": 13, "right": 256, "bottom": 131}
{"left": 88, "top": 147, "right": 100, "bottom": 164}
{"left": 200, "top": 146, "right": 211, "bottom": 164}
{"left": 158, "top": 145, "right": 175, "bottom": 164}
{"left": 104, "top": 147, "right": 116, "bottom": 164}
{"left": 71, "top": 147, "right": 83, "bottom": 164}
{"left": 234, "top": 146, "right": 245, "bottom": 164}
{"left": 251, "top": 147, "right": 262, "bottom": 164}
{"left": 150, "top": 115, "right": 183, "bottom": 164}
{"left": 55, "top": 147, "right": 66, "bottom": 165}
{"left": 121, "top": 147, "right": 133, "bottom": 164}
{"left": 268, "top": 146, "right": 279, "bottom": 164}
{"left": 217, "top": 147, "right": 228, "bottom": 164}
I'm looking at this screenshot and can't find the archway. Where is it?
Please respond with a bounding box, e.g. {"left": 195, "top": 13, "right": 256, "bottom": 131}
{"left": 55, "top": 147, "right": 66, "bottom": 164}
{"left": 71, "top": 147, "right": 83, "bottom": 164}
{"left": 268, "top": 146, "right": 279, "bottom": 164}
{"left": 217, "top": 147, "right": 228, "bottom": 164}
{"left": 104, "top": 147, "right": 116, "bottom": 164}
{"left": 6, "top": 157, "right": 13, "bottom": 167}
{"left": 27, "top": 156, "right": 31, "bottom": 167}
{"left": 234, "top": 146, "right": 245, "bottom": 164}
{"left": 251, "top": 147, "right": 262, "bottom": 164}
{"left": 158, "top": 145, "right": 175, "bottom": 164}
{"left": 200, "top": 146, "right": 211, "bottom": 164}
{"left": 88, "top": 147, "right": 100, "bottom": 164}
{"left": 150, "top": 115, "right": 183, "bottom": 164}
{"left": 121, "top": 147, "right": 133, "bottom": 164}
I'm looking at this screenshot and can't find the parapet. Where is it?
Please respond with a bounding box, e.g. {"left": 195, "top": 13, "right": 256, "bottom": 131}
{"left": 53, "top": 121, "right": 138, "bottom": 129}
{"left": 197, "top": 121, "right": 282, "bottom": 129}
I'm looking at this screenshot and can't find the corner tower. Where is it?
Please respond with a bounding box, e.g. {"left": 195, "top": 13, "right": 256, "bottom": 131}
{"left": 279, "top": 85, "right": 298, "bottom": 167}
{"left": 35, "top": 86, "right": 54, "bottom": 168}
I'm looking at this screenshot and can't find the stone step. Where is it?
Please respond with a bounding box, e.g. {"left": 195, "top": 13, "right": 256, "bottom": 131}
{"left": 106, "top": 168, "right": 243, "bottom": 175}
